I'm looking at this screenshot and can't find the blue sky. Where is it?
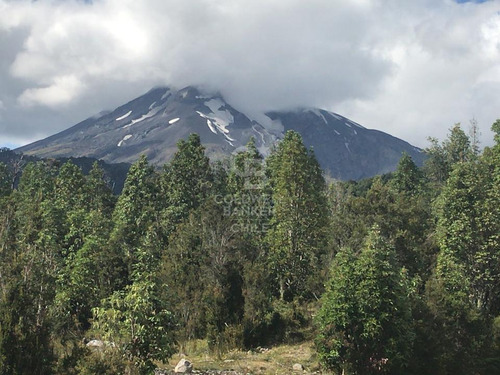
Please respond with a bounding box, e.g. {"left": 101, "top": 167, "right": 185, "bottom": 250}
{"left": 1, "top": 0, "right": 500, "bottom": 149}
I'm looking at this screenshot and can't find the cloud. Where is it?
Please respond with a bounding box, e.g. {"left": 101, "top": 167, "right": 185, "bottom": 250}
{"left": 0, "top": 0, "right": 499, "bottom": 148}
{"left": 18, "top": 75, "right": 85, "bottom": 107}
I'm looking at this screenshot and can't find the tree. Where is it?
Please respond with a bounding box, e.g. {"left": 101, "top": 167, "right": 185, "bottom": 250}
{"left": 0, "top": 161, "right": 61, "bottom": 374}
{"left": 435, "top": 160, "right": 500, "bottom": 314}
{"left": 160, "top": 133, "right": 213, "bottom": 238}
{"left": 225, "top": 139, "right": 276, "bottom": 347}
{"left": 391, "top": 152, "right": 424, "bottom": 196}
{"left": 84, "top": 161, "right": 115, "bottom": 214}
{"left": 266, "top": 131, "right": 329, "bottom": 301}
{"left": 226, "top": 137, "right": 269, "bottom": 240}
{"left": 55, "top": 161, "right": 86, "bottom": 215}
{"left": 106, "top": 155, "right": 158, "bottom": 292}
{"left": 92, "top": 279, "right": 175, "bottom": 374}
{"left": 92, "top": 213, "right": 176, "bottom": 374}
{"left": 425, "top": 127, "right": 500, "bottom": 373}
{"left": 426, "top": 251, "right": 489, "bottom": 375}
{"left": 316, "top": 228, "right": 414, "bottom": 375}
{"left": 158, "top": 200, "right": 243, "bottom": 354}
{"left": 51, "top": 162, "right": 115, "bottom": 330}
{"left": 424, "top": 123, "right": 474, "bottom": 186}
{"left": 0, "top": 162, "right": 11, "bottom": 197}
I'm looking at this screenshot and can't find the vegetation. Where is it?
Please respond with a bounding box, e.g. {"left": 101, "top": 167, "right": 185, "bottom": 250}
{"left": 0, "top": 122, "right": 499, "bottom": 374}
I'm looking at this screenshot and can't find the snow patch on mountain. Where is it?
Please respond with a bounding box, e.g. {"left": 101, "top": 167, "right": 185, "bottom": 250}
{"left": 252, "top": 125, "right": 265, "bottom": 144}
{"left": 123, "top": 106, "right": 164, "bottom": 128}
{"left": 196, "top": 99, "right": 235, "bottom": 137}
{"left": 116, "top": 110, "right": 132, "bottom": 121}
{"left": 204, "top": 99, "right": 234, "bottom": 130}
{"left": 117, "top": 134, "right": 132, "bottom": 147}
{"left": 309, "top": 109, "right": 328, "bottom": 124}
{"left": 258, "top": 114, "right": 285, "bottom": 136}
{"left": 207, "top": 119, "right": 217, "bottom": 134}
{"left": 161, "top": 89, "right": 170, "bottom": 100}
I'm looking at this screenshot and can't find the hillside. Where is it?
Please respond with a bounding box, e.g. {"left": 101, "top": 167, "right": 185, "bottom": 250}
{"left": 17, "top": 86, "right": 425, "bottom": 180}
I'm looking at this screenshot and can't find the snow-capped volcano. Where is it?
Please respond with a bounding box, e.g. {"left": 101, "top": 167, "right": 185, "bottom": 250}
{"left": 17, "top": 86, "right": 425, "bottom": 180}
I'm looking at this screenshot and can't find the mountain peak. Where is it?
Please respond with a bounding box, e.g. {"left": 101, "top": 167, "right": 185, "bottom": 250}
{"left": 17, "top": 86, "right": 425, "bottom": 180}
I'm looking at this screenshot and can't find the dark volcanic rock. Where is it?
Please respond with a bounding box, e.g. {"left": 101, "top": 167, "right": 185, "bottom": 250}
{"left": 17, "top": 86, "right": 425, "bottom": 180}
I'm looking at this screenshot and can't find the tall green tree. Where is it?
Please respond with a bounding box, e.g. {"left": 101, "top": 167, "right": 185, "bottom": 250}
{"left": 435, "top": 160, "right": 500, "bottom": 314}
{"left": 316, "top": 228, "right": 414, "bottom": 375}
{"left": 266, "top": 131, "right": 328, "bottom": 301}
{"left": 50, "top": 162, "right": 115, "bottom": 356}
{"left": 0, "top": 162, "right": 11, "bottom": 198}
{"left": 106, "top": 155, "right": 158, "bottom": 292}
{"left": 424, "top": 121, "right": 500, "bottom": 373}
{"left": 426, "top": 250, "right": 490, "bottom": 375}
{"left": 160, "top": 133, "right": 213, "bottom": 238}
{"left": 424, "top": 123, "right": 475, "bottom": 186}
{"left": 0, "top": 162, "right": 61, "bottom": 374}
{"left": 226, "top": 138, "right": 275, "bottom": 346}
{"left": 159, "top": 199, "right": 243, "bottom": 354}
{"left": 391, "top": 152, "right": 424, "bottom": 196}
{"left": 92, "top": 278, "right": 175, "bottom": 375}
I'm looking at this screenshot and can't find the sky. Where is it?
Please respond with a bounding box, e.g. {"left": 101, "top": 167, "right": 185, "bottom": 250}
{"left": 1, "top": 0, "right": 500, "bottom": 149}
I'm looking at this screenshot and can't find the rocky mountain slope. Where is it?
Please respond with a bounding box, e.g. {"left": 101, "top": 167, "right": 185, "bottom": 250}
{"left": 17, "top": 86, "right": 425, "bottom": 180}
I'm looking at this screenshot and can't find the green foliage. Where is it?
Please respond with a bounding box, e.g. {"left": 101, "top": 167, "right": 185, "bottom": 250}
{"left": 160, "top": 133, "right": 213, "bottom": 237}
{"left": 435, "top": 160, "right": 500, "bottom": 313}
{"left": 0, "top": 162, "right": 11, "bottom": 197}
{"left": 1, "top": 123, "right": 499, "bottom": 373}
{"left": 111, "top": 155, "right": 158, "bottom": 245}
{"left": 75, "top": 348, "right": 127, "bottom": 375}
{"left": 328, "top": 176, "right": 435, "bottom": 281}
{"left": 492, "top": 119, "right": 500, "bottom": 145}
{"left": 424, "top": 123, "right": 475, "bottom": 185}
{"left": 316, "top": 228, "right": 414, "bottom": 375}
{"left": 107, "top": 155, "right": 158, "bottom": 291}
{"left": 391, "top": 152, "right": 424, "bottom": 195}
{"left": 159, "top": 199, "right": 243, "bottom": 355}
{"left": 424, "top": 129, "right": 500, "bottom": 373}
{"left": 266, "top": 131, "right": 329, "bottom": 301}
{"left": 426, "top": 251, "right": 490, "bottom": 374}
{"left": 93, "top": 279, "right": 175, "bottom": 374}
{"left": 2, "top": 161, "right": 62, "bottom": 374}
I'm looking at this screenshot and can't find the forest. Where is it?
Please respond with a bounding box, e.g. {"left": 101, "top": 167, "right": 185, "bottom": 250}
{"left": 0, "top": 121, "right": 500, "bottom": 375}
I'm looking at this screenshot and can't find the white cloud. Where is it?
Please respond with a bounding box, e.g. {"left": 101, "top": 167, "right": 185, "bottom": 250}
{"left": 0, "top": 0, "right": 499, "bottom": 148}
{"left": 18, "top": 75, "right": 84, "bottom": 107}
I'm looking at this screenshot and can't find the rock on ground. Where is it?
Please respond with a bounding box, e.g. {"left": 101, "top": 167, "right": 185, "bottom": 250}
{"left": 174, "top": 358, "right": 193, "bottom": 373}
{"left": 293, "top": 363, "right": 304, "bottom": 371}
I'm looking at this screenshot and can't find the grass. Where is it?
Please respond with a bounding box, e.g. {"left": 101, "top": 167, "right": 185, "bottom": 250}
{"left": 165, "top": 339, "right": 327, "bottom": 374}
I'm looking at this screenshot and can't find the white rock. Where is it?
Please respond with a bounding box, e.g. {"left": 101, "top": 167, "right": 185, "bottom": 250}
{"left": 292, "top": 363, "right": 304, "bottom": 371}
{"left": 174, "top": 358, "right": 193, "bottom": 373}
{"left": 86, "top": 339, "right": 104, "bottom": 348}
